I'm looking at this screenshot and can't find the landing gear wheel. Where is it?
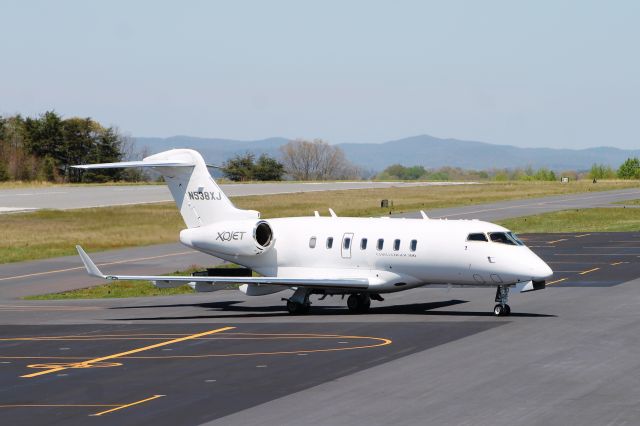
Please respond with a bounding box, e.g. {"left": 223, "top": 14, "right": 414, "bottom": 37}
{"left": 287, "top": 301, "right": 310, "bottom": 315}
{"left": 347, "top": 294, "right": 371, "bottom": 314}
{"left": 493, "top": 304, "right": 511, "bottom": 316}
{"left": 347, "top": 294, "right": 360, "bottom": 313}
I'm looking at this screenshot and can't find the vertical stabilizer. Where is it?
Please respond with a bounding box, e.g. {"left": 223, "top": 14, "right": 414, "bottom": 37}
{"left": 73, "top": 149, "right": 258, "bottom": 228}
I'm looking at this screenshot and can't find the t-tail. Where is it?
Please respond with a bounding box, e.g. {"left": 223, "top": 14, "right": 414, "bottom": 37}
{"left": 73, "top": 149, "right": 258, "bottom": 228}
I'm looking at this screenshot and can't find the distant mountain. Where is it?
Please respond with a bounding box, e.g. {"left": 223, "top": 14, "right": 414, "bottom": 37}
{"left": 135, "top": 135, "right": 640, "bottom": 172}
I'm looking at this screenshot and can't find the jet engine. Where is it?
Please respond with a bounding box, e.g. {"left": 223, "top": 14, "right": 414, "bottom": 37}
{"left": 180, "top": 219, "right": 274, "bottom": 256}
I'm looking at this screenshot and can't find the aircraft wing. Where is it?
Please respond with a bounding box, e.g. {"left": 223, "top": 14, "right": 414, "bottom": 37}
{"left": 76, "top": 246, "right": 369, "bottom": 290}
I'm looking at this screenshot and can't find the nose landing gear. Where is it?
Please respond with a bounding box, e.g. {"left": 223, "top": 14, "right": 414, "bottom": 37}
{"left": 494, "top": 285, "right": 511, "bottom": 316}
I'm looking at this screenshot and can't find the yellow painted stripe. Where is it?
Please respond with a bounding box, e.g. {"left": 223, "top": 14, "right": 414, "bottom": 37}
{"left": 610, "top": 262, "right": 625, "bottom": 266}
{"left": 547, "top": 238, "right": 568, "bottom": 244}
{"left": 21, "top": 326, "right": 234, "bottom": 378}
{"left": 579, "top": 267, "right": 600, "bottom": 275}
{"left": 90, "top": 395, "right": 165, "bottom": 417}
{"left": 546, "top": 278, "right": 568, "bottom": 286}
{"left": 574, "top": 234, "right": 591, "bottom": 238}
{"left": 0, "top": 404, "right": 118, "bottom": 408}
{"left": 0, "top": 251, "right": 192, "bottom": 282}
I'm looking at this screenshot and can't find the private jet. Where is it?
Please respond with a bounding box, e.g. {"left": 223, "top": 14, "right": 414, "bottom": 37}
{"left": 74, "top": 149, "right": 553, "bottom": 316}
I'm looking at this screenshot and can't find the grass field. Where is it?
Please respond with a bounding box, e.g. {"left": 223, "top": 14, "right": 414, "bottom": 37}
{"left": 1, "top": 180, "right": 638, "bottom": 264}
{"left": 25, "top": 278, "right": 194, "bottom": 300}
{"left": 498, "top": 207, "right": 640, "bottom": 233}
{"left": 615, "top": 199, "right": 640, "bottom": 205}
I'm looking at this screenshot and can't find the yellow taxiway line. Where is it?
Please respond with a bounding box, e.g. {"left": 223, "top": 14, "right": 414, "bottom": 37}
{"left": 21, "top": 326, "right": 234, "bottom": 378}
{"left": 546, "top": 238, "right": 568, "bottom": 244}
{"left": 0, "top": 394, "right": 165, "bottom": 417}
{"left": 89, "top": 394, "right": 165, "bottom": 416}
{"left": 579, "top": 267, "right": 600, "bottom": 275}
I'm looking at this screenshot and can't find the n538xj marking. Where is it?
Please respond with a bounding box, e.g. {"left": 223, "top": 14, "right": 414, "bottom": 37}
{"left": 74, "top": 149, "right": 552, "bottom": 316}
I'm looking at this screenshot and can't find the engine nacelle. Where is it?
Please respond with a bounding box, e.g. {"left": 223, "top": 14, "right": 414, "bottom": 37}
{"left": 180, "top": 219, "right": 274, "bottom": 257}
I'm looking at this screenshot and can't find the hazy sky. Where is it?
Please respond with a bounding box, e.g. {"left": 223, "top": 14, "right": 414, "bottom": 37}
{"left": 1, "top": 0, "right": 638, "bottom": 149}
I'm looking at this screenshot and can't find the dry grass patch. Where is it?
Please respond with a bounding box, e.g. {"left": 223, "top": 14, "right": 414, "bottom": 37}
{"left": 0, "top": 204, "right": 184, "bottom": 263}
{"left": 233, "top": 180, "right": 639, "bottom": 218}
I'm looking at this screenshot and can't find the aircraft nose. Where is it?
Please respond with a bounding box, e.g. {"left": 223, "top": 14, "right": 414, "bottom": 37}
{"left": 532, "top": 258, "right": 553, "bottom": 280}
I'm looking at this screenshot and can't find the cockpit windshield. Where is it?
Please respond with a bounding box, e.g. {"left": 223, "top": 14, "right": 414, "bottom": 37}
{"left": 467, "top": 233, "right": 488, "bottom": 242}
{"left": 489, "top": 232, "right": 524, "bottom": 246}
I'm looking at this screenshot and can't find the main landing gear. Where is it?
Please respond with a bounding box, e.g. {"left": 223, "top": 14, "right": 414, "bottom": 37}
{"left": 494, "top": 285, "right": 511, "bottom": 316}
{"left": 347, "top": 294, "right": 371, "bottom": 314}
{"left": 284, "top": 290, "right": 379, "bottom": 315}
{"left": 283, "top": 288, "right": 311, "bottom": 315}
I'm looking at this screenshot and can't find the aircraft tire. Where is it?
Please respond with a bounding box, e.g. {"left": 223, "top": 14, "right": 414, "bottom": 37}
{"left": 347, "top": 294, "right": 361, "bottom": 313}
{"left": 347, "top": 294, "right": 371, "bottom": 314}
{"left": 494, "top": 304, "right": 505, "bottom": 316}
{"left": 287, "top": 301, "right": 309, "bottom": 315}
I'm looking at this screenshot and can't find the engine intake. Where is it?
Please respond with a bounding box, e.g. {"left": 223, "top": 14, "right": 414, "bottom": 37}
{"left": 180, "top": 219, "right": 274, "bottom": 256}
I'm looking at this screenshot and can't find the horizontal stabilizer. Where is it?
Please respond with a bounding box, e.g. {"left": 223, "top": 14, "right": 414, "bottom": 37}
{"left": 72, "top": 159, "right": 195, "bottom": 169}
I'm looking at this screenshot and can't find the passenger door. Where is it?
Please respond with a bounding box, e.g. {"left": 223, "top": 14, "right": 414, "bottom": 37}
{"left": 341, "top": 233, "right": 354, "bottom": 259}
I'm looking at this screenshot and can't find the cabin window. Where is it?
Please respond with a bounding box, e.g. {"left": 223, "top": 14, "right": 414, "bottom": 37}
{"left": 377, "top": 238, "right": 384, "bottom": 251}
{"left": 410, "top": 239, "right": 418, "bottom": 251}
{"left": 343, "top": 237, "right": 351, "bottom": 249}
{"left": 489, "top": 232, "right": 520, "bottom": 246}
{"left": 467, "top": 233, "right": 488, "bottom": 242}
{"left": 309, "top": 236, "right": 316, "bottom": 248}
{"left": 393, "top": 239, "right": 401, "bottom": 251}
{"left": 326, "top": 237, "right": 334, "bottom": 249}
{"left": 360, "top": 238, "right": 368, "bottom": 250}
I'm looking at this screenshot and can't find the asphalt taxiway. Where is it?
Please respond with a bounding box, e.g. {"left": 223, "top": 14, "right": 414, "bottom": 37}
{"left": 1, "top": 232, "right": 639, "bottom": 425}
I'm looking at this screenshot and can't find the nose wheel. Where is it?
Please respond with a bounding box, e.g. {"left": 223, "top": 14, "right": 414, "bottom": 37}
{"left": 493, "top": 303, "right": 511, "bottom": 316}
{"left": 494, "top": 285, "right": 511, "bottom": 316}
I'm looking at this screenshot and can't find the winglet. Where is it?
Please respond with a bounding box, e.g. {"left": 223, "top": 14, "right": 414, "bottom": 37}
{"left": 76, "top": 246, "right": 106, "bottom": 278}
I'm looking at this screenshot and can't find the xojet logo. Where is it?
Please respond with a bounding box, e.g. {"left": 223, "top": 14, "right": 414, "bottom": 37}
{"left": 216, "top": 231, "right": 246, "bottom": 242}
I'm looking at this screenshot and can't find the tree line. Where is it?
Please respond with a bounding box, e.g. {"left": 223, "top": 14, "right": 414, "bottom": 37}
{"left": 377, "top": 160, "right": 640, "bottom": 182}
{"left": 590, "top": 159, "right": 640, "bottom": 180}
{"left": 221, "top": 139, "right": 361, "bottom": 181}
{"left": 0, "top": 111, "right": 141, "bottom": 182}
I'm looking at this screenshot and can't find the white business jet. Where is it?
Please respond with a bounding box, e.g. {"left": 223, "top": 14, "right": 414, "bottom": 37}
{"left": 74, "top": 149, "right": 552, "bottom": 316}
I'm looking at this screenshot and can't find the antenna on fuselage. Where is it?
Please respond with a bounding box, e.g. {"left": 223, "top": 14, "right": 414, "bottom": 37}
{"left": 328, "top": 208, "right": 337, "bottom": 218}
{"left": 420, "top": 210, "right": 429, "bottom": 219}
{"left": 314, "top": 211, "right": 320, "bottom": 217}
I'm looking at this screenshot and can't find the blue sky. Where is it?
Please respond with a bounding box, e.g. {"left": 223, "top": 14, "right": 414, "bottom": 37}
{"left": 1, "top": 0, "right": 638, "bottom": 149}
